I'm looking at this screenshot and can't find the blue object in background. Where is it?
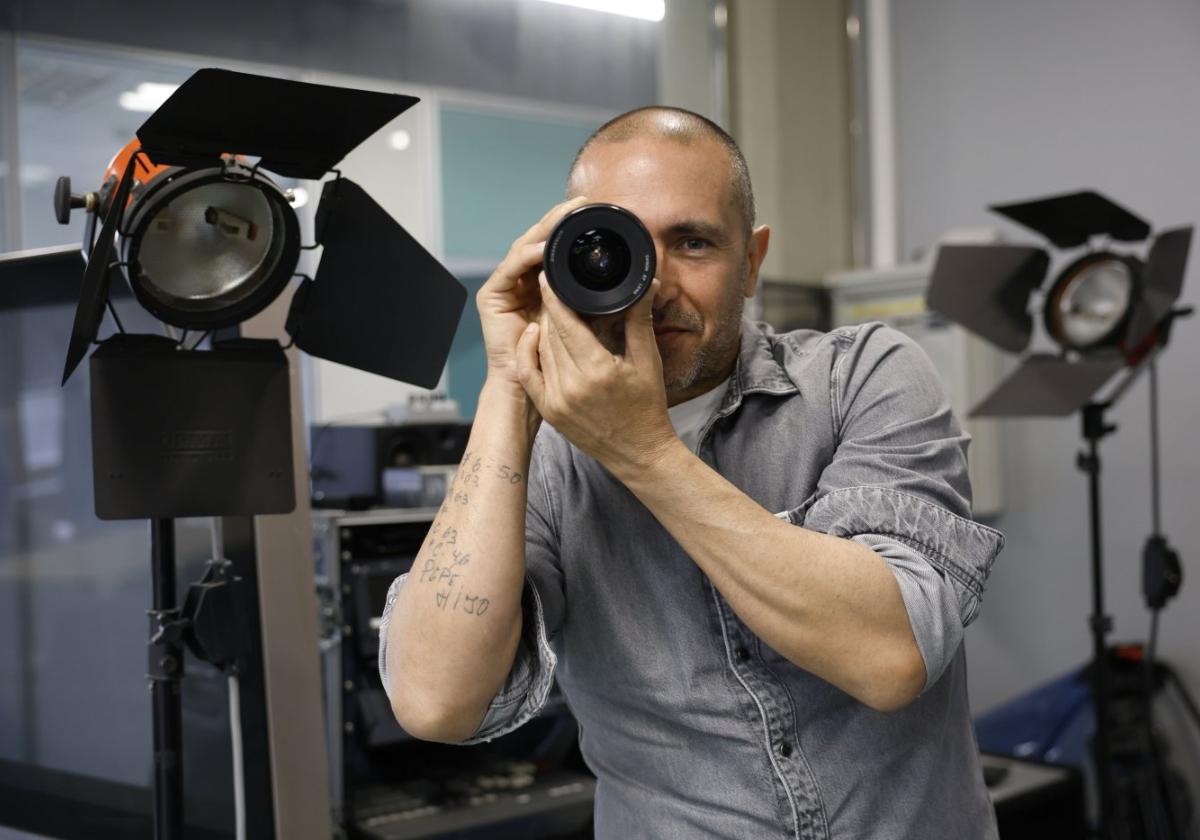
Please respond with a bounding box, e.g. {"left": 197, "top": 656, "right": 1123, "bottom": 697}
{"left": 440, "top": 106, "right": 599, "bottom": 261}
{"left": 975, "top": 667, "right": 1094, "bottom": 767}
{"left": 440, "top": 105, "right": 601, "bottom": 417}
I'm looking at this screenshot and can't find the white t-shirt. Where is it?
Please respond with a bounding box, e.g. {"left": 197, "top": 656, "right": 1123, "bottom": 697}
{"left": 667, "top": 377, "right": 731, "bottom": 453}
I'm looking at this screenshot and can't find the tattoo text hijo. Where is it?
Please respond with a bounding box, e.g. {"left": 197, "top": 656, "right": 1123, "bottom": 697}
{"left": 414, "top": 452, "right": 524, "bottom": 617}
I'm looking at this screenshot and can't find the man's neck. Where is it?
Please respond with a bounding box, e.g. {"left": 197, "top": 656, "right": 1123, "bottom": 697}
{"left": 666, "top": 356, "right": 737, "bottom": 407}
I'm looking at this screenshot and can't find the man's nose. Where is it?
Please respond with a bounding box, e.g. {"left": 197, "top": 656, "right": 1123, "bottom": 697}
{"left": 651, "top": 241, "right": 679, "bottom": 310}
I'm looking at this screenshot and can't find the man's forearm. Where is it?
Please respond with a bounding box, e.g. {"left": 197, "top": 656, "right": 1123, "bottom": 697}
{"left": 385, "top": 380, "right": 541, "bottom": 740}
{"left": 611, "top": 441, "right": 926, "bottom": 711}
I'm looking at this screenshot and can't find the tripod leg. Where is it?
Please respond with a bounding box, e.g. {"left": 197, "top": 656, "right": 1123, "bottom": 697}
{"left": 1080, "top": 407, "right": 1116, "bottom": 838}
{"left": 150, "top": 518, "right": 184, "bottom": 840}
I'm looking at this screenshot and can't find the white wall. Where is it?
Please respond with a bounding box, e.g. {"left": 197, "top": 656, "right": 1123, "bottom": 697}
{"left": 729, "top": 0, "right": 853, "bottom": 282}
{"left": 658, "top": 0, "right": 724, "bottom": 124}
{"left": 891, "top": 0, "right": 1200, "bottom": 769}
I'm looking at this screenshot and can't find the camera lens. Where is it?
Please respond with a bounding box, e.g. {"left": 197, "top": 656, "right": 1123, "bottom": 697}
{"left": 544, "top": 204, "right": 655, "bottom": 316}
{"left": 568, "top": 229, "right": 632, "bottom": 292}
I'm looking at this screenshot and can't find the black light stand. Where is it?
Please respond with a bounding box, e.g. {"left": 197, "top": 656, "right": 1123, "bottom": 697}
{"left": 149, "top": 518, "right": 183, "bottom": 840}
{"left": 1078, "top": 400, "right": 1116, "bottom": 836}
{"left": 1075, "top": 307, "right": 1192, "bottom": 840}
{"left": 147, "top": 515, "right": 249, "bottom": 840}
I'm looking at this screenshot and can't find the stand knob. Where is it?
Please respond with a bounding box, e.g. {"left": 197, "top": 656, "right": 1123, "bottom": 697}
{"left": 1143, "top": 535, "right": 1182, "bottom": 609}
{"left": 53, "top": 176, "right": 94, "bottom": 224}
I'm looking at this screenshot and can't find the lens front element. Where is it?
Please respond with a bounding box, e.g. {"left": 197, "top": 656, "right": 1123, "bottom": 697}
{"left": 1044, "top": 252, "right": 1138, "bottom": 352}
{"left": 568, "top": 228, "right": 633, "bottom": 292}
{"left": 122, "top": 165, "right": 300, "bottom": 330}
{"left": 545, "top": 204, "right": 655, "bottom": 315}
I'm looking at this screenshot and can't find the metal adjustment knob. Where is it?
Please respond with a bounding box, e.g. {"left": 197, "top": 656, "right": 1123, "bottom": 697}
{"left": 53, "top": 176, "right": 96, "bottom": 224}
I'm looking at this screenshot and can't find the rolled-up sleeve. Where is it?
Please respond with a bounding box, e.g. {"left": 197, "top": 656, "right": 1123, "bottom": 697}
{"left": 376, "top": 431, "right": 566, "bottom": 743}
{"left": 796, "top": 323, "right": 1004, "bottom": 691}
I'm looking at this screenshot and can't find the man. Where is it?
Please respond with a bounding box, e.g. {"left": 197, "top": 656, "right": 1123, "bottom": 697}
{"left": 379, "top": 106, "right": 1004, "bottom": 839}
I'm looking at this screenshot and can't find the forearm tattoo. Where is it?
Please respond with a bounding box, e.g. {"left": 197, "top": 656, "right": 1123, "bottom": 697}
{"left": 412, "top": 450, "right": 525, "bottom": 618}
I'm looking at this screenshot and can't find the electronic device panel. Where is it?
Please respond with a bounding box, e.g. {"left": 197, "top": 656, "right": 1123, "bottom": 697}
{"left": 313, "top": 509, "right": 593, "bottom": 839}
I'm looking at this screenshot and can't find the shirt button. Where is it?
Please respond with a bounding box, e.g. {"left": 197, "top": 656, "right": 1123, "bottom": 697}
{"left": 735, "top": 646, "right": 750, "bottom": 662}
{"left": 779, "top": 741, "right": 793, "bottom": 758}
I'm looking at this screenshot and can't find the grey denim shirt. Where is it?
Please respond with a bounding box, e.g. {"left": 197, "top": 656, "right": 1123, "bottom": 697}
{"left": 380, "top": 320, "right": 1005, "bottom": 840}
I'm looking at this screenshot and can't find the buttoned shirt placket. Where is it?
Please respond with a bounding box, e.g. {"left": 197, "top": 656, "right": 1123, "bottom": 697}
{"left": 692, "top": 371, "right": 830, "bottom": 840}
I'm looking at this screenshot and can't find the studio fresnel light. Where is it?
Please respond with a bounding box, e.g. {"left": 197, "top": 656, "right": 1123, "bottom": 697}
{"left": 926, "top": 189, "right": 1192, "bottom": 417}
{"left": 53, "top": 68, "right": 466, "bottom": 520}
{"left": 56, "top": 138, "right": 301, "bottom": 332}
{"left": 35, "top": 68, "right": 468, "bottom": 840}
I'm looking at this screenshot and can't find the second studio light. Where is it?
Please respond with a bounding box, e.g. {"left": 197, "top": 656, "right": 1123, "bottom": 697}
{"left": 926, "top": 190, "right": 1192, "bottom": 417}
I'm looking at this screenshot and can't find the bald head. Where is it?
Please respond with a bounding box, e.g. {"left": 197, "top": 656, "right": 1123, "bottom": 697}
{"left": 567, "top": 106, "right": 756, "bottom": 238}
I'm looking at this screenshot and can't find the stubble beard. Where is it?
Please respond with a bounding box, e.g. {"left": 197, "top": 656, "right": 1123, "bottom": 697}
{"left": 590, "top": 282, "right": 746, "bottom": 400}
{"left": 661, "top": 291, "right": 744, "bottom": 398}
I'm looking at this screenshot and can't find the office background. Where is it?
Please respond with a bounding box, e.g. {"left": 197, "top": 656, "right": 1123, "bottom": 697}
{"left": 1, "top": 0, "right": 1198, "bottom": 833}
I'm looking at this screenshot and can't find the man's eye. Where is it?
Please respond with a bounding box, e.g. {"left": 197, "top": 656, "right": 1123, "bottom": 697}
{"left": 681, "top": 238, "right": 709, "bottom": 251}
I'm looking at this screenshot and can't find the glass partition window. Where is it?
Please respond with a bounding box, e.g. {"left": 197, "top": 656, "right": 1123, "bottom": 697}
{"left": 1, "top": 33, "right": 14, "bottom": 253}
{"left": 15, "top": 42, "right": 193, "bottom": 250}
{"left": 440, "top": 104, "right": 602, "bottom": 416}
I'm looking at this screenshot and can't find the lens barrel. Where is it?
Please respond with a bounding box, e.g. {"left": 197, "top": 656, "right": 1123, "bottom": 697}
{"left": 544, "top": 204, "right": 655, "bottom": 315}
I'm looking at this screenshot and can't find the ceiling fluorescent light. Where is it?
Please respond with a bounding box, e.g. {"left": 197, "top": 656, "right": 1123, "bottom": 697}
{"left": 119, "top": 82, "right": 180, "bottom": 113}
{"left": 535, "top": 0, "right": 665, "bottom": 22}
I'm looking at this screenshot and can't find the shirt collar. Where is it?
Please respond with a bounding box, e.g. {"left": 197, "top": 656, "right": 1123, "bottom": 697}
{"left": 715, "top": 319, "right": 800, "bottom": 418}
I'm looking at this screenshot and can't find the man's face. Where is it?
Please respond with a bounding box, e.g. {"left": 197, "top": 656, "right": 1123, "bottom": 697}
{"left": 568, "top": 136, "right": 767, "bottom": 406}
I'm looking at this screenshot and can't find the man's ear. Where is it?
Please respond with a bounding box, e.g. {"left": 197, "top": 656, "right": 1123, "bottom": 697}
{"left": 743, "top": 224, "right": 771, "bottom": 297}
